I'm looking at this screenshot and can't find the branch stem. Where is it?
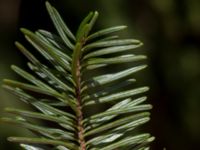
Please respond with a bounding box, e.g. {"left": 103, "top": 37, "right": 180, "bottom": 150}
{"left": 76, "top": 59, "right": 86, "bottom": 150}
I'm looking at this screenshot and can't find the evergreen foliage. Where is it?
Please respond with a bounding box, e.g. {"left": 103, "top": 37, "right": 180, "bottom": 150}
{"left": 1, "top": 1, "right": 154, "bottom": 150}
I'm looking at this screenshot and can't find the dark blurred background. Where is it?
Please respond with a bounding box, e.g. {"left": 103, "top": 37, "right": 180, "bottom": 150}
{"left": 0, "top": 0, "right": 200, "bottom": 149}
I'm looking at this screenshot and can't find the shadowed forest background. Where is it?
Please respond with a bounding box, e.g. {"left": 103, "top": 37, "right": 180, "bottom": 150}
{"left": 0, "top": 0, "right": 200, "bottom": 149}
